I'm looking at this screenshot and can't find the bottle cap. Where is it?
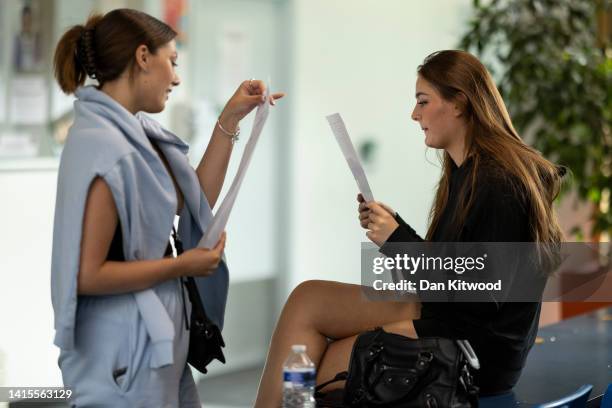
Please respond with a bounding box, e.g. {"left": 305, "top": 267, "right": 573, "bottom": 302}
{"left": 291, "top": 344, "right": 306, "bottom": 353}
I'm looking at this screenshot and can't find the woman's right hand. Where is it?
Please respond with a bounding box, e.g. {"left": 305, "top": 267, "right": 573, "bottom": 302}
{"left": 176, "top": 232, "right": 226, "bottom": 277}
{"left": 357, "top": 193, "right": 396, "bottom": 229}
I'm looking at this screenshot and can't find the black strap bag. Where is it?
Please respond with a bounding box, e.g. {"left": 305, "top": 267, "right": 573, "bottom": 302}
{"left": 173, "top": 228, "right": 226, "bottom": 374}
{"left": 315, "top": 327, "right": 480, "bottom": 407}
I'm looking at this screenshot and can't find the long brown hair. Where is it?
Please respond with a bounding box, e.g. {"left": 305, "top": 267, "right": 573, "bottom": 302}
{"left": 53, "top": 9, "right": 176, "bottom": 94}
{"left": 419, "top": 50, "right": 564, "bottom": 248}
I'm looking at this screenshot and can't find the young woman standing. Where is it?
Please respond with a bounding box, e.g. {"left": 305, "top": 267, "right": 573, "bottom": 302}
{"left": 51, "top": 9, "right": 283, "bottom": 407}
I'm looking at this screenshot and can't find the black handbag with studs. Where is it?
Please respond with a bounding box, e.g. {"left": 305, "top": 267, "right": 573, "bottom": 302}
{"left": 315, "top": 327, "right": 480, "bottom": 407}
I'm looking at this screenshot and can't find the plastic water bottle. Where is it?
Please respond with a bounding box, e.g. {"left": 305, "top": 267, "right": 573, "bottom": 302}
{"left": 282, "top": 344, "right": 316, "bottom": 408}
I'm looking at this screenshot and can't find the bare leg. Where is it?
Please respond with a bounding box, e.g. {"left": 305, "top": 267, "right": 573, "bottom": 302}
{"left": 315, "top": 319, "right": 417, "bottom": 390}
{"left": 254, "top": 280, "right": 420, "bottom": 408}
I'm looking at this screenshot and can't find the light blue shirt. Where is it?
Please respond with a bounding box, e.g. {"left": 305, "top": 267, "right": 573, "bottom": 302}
{"left": 51, "top": 85, "right": 229, "bottom": 369}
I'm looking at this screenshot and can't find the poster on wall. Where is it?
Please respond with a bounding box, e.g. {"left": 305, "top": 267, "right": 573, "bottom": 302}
{"left": 0, "top": 79, "right": 5, "bottom": 123}
{"left": 0, "top": 1, "right": 6, "bottom": 123}
{"left": 0, "top": 0, "right": 5, "bottom": 69}
{"left": 164, "top": 0, "right": 188, "bottom": 46}
{"left": 217, "top": 25, "right": 251, "bottom": 105}
{"left": 12, "top": 0, "right": 44, "bottom": 74}
{"left": 0, "top": 131, "right": 37, "bottom": 158}
{"left": 10, "top": 76, "right": 48, "bottom": 124}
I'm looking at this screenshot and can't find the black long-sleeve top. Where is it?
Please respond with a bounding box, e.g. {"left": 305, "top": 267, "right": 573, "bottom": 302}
{"left": 379, "top": 156, "right": 540, "bottom": 396}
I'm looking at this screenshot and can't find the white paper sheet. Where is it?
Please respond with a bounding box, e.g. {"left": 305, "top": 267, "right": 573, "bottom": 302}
{"left": 326, "top": 113, "right": 374, "bottom": 202}
{"left": 198, "top": 86, "right": 271, "bottom": 249}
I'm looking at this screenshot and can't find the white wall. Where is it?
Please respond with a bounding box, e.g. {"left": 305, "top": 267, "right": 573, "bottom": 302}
{"left": 0, "top": 166, "right": 60, "bottom": 386}
{"left": 283, "top": 0, "right": 472, "bottom": 293}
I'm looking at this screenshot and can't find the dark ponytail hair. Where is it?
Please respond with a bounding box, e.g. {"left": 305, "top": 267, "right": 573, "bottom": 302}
{"left": 53, "top": 9, "right": 176, "bottom": 94}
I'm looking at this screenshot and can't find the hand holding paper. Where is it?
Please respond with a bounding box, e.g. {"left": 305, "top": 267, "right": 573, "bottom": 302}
{"left": 198, "top": 86, "right": 272, "bottom": 249}
{"left": 179, "top": 232, "right": 226, "bottom": 276}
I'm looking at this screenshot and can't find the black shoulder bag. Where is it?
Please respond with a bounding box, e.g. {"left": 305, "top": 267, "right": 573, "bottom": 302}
{"left": 315, "top": 327, "right": 480, "bottom": 408}
{"left": 173, "top": 228, "right": 226, "bottom": 374}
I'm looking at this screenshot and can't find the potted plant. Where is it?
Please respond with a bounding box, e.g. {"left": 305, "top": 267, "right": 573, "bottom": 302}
{"left": 459, "top": 0, "right": 611, "bottom": 238}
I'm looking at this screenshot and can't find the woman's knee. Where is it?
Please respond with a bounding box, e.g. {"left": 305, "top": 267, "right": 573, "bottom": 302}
{"left": 286, "top": 280, "right": 327, "bottom": 304}
{"left": 282, "top": 280, "right": 330, "bottom": 320}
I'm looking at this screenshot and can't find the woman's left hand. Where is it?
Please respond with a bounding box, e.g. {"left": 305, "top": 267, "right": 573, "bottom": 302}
{"left": 365, "top": 202, "right": 399, "bottom": 247}
{"left": 218, "top": 79, "right": 285, "bottom": 130}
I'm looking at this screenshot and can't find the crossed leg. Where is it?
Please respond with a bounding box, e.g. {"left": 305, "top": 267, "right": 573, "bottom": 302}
{"left": 254, "top": 280, "right": 421, "bottom": 407}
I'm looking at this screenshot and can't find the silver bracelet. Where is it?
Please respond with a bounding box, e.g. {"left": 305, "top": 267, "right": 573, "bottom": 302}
{"left": 216, "top": 118, "right": 240, "bottom": 143}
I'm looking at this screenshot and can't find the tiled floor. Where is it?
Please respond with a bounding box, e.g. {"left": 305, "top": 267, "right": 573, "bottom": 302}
{"left": 198, "top": 366, "right": 263, "bottom": 407}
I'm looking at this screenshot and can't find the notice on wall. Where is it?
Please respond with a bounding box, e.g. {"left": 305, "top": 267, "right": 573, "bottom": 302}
{"left": 10, "top": 76, "right": 48, "bottom": 125}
